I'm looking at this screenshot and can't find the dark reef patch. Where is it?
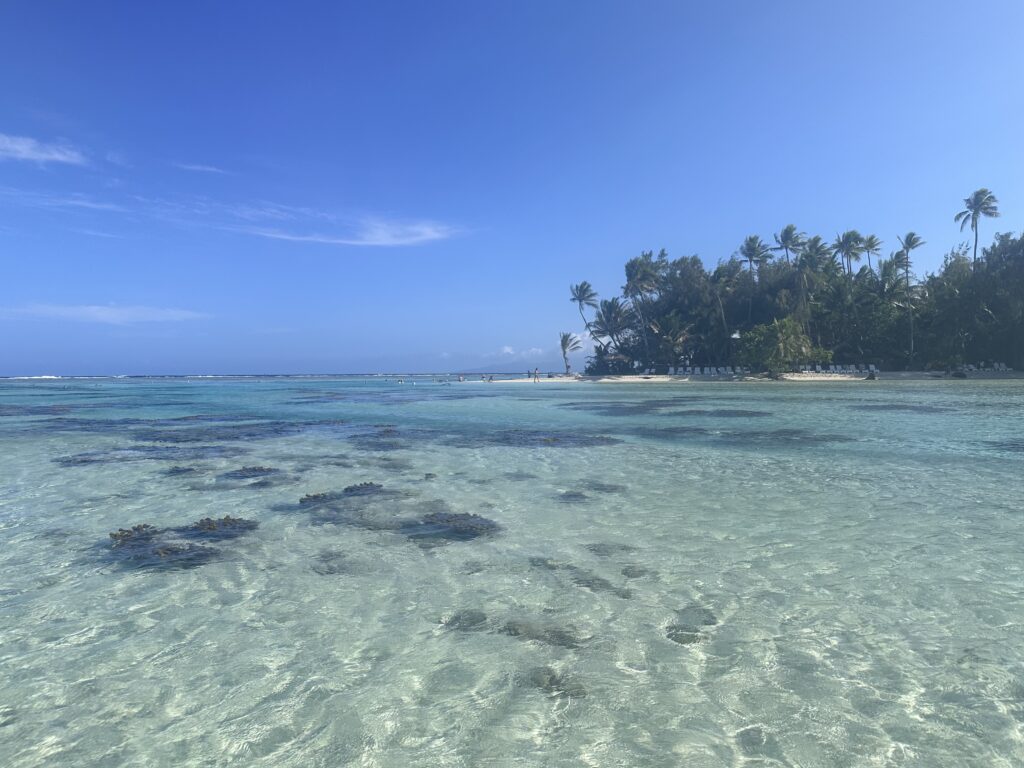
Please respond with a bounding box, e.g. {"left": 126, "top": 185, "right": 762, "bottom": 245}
{"left": 106, "top": 525, "right": 219, "bottom": 570}
{"left": 503, "top": 471, "right": 539, "bottom": 482}
{"left": 162, "top": 465, "right": 202, "bottom": 477}
{"left": 529, "top": 557, "right": 632, "bottom": 599}
{"left": 557, "top": 398, "right": 695, "bottom": 417}
{"left": 676, "top": 604, "right": 718, "bottom": 627}
{"left": 0, "top": 404, "right": 74, "bottom": 416}
{"left": 348, "top": 428, "right": 409, "bottom": 452}
{"left": 55, "top": 444, "right": 250, "bottom": 467}
{"left": 439, "top": 430, "right": 620, "bottom": 449}
{"left": 499, "top": 620, "right": 585, "bottom": 649}
{"left": 556, "top": 491, "right": 589, "bottom": 504}
{"left": 218, "top": 466, "right": 281, "bottom": 481}
{"left": 130, "top": 418, "right": 348, "bottom": 444}
{"left": 442, "top": 609, "right": 489, "bottom": 632}
{"left": 581, "top": 480, "right": 627, "bottom": 494}
{"left": 522, "top": 666, "right": 587, "bottom": 699}
{"left": 104, "top": 516, "right": 258, "bottom": 570}
{"left": 986, "top": 439, "right": 1024, "bottom": 453}
{"left": 311, "top": 550, "right": 351, "bottom": 575}
{"left": 848, "top": 403, "right": 950, "bottom": 414}
{"left": 666, "top": 625, "right": 704, "bottom": 645}
{"left": 177, "top": 516, "right": 260, "bottom": 542}
{"left": 621, "top": 565, "right": 657, "bottom": 579}
{"left": 584, "top": 542, "right": 639, "bottom": 558}
{"left": 671, "top": 409, "right": 771, "bottom": 418}
{"left": 633, "top": 425, "right": 854, "bottom": 447}
{"left": 401, "top": 512, "right": 502, "bottom": 546}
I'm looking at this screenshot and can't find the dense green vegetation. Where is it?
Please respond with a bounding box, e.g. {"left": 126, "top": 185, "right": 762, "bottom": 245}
{"left": 572, "top": 189, "right": 1023, "bottom": 374}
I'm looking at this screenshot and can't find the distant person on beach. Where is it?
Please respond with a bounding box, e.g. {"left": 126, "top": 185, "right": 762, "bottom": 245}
{"left": 533, "top": 368, "right": 539, "bottom": 382}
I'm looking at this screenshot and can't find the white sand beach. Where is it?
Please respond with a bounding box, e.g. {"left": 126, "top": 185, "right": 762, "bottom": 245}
{"left": 472, "top": 370, "right": 1024, "bottom": 384}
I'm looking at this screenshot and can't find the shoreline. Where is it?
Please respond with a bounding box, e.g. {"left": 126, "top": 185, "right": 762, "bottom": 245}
{"left": 475, "top": 370, "right": 1024, "bottom": 384}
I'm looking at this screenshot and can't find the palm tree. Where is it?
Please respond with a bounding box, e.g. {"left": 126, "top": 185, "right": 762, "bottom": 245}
{"left": 897, "top": 232, "right": 925, "bottom": 365}
{"left": 559, "top": 331, "right": 582, "bottom": 375}
{"left": 832, "top": 230, "right": 864, "bottom": 276}
{"left": 570, "top": 282, "right": 599, "bottom": 333}
{"left": 897, "top": 232, "right": 924, "bottom": 287}
{"left": 649, "top": 312, "right": 691, "bottom": 369}
{"left": 623, "top": 252, "right": 661, "bottom": 366}
{"left": 590, "top": 298, "right": 633, "bottom": 353}
{"left": 738, "top": 235, "right": 772, "bottom": 278}
{"left": 954, "top": 188, "right": 999, "bottom": 267}
{"left": 794, "top": 235, "right": 833, "bottom": 341}
{"left": 861, "top": 234, "right": 882, "bottom": 273}
{"left": 773, "top": 224, "right": 805, "bottom": 264}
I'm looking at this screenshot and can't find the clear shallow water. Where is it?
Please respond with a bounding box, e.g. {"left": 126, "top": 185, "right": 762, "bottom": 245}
{"left": 1, "top": 377, "right": 1023, "bottom": 767}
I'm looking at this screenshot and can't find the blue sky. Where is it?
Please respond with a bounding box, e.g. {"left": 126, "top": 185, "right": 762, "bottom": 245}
{"left": 1, "top": 1, "right": 1022, "bottom": 375}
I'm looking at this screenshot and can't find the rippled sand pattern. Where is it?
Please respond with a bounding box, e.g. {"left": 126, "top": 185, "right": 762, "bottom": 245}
{"left": 1, "top": 377, "right": 1023, "bottom": 767}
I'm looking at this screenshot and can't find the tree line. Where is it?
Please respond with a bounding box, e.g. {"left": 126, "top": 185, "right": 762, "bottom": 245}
{"left": 562, "top": 188, "right": 1022, "bottom": 374}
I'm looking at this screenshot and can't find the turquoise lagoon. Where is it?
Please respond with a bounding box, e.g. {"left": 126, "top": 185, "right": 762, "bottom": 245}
{"left": 1, "top": 376, "right": 1023, "bottom": 767}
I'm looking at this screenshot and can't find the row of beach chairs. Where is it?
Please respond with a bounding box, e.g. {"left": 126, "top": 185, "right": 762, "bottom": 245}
{"left": 645, "top": 366, "right": 750, "bottom": 376}
{"left": 802, "top": 364, "right": 877, "bottom": 374}
{"left": 962, "top": 362, "right": 1013, "bottom": 372}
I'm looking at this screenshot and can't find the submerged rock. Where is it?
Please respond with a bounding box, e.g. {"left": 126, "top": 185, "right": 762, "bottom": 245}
{"left": 666, "top": 625, "right": 703, "bottom": 645}
{"left": 522, "top": 666, "right": 587, "bottom": 699}
{"left": 311, "top": 550, "right": 350, "bottom": 575}
{"left": 342, "top": 482, "right": 386, "bottom": 496}
{"left": 176, "top": 515, "right": 259, "bottom": 541}
{"left": 441, "top": 609, "right": 489, "bottom": 632}
{"left": 440, "top": 430, "right": 621, "bottom": 449}
{"left": 499, "top": 620, "right": 585, "bottom": 649}
{"left": 528, "top": 557, "right": 632, "bottom": 598}
{"left": 107, "top": 524, "right": 220, "bottom": 570}
{"left": 218, "top": 466, "right": 280, "bottom": 480}
{"left": 402, "top": 512, "right": 501, "bottom": 545}
{"left": 109, "top": 524, "right": 160, "bottom": 546}
{"left": 55, "top": 444, "right": 250, "bottom": 467}
{"left": 621, "top": 565, "right": 658, "bottom": 579}
{"left": 163, "top": 465, "right": 202, "bottom": 477}
{"left": 569, "top": 571, "right": 633, "bottom": 599}
{"left": 556, "top": 491, "right": 589, "bottom": 504}
{"left": 676, "top": 604, "right": 718, "bottom": 626}
{"left": 503, "top": 470, "right": 539, "bottom": 482}
{"left": 584, "top": 542, "right": 639, "bottom": 558}
{"left": 105, "top": 516, "right": 258, "bottom": 570}
{"left": 581, "top": 480, "right": 627, "bottom": 494}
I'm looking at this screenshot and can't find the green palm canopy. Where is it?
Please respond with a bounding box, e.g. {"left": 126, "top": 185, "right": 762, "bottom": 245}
{"left": 954, "top": 188, "right": 999, "bottom": 266}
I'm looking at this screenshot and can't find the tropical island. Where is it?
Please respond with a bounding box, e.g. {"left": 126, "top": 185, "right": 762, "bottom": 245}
{"left": 561, "top": 189, "right": 1022, "bottom": 376}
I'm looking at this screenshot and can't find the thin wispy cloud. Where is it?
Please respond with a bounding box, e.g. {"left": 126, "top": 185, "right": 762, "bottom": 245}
{"left": 72, "top": 229, "right": 123, "bottom": 239}
{"left": 8, "top": 304, "right": 207, "bottom": 324}
{"left": 175, "top": 163, "right": 229, "bottom": 174}
{"left": 0, "top": 186, "right": 126, "bottom": 212}
{"left": 242, "top": 217, "right": 459, "bottom": 247}
{"left": 0, "top": 133, "right": 86, "bottom": 165}
{"left": 491, "top": 345, "right": 545, "bottom": 360}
